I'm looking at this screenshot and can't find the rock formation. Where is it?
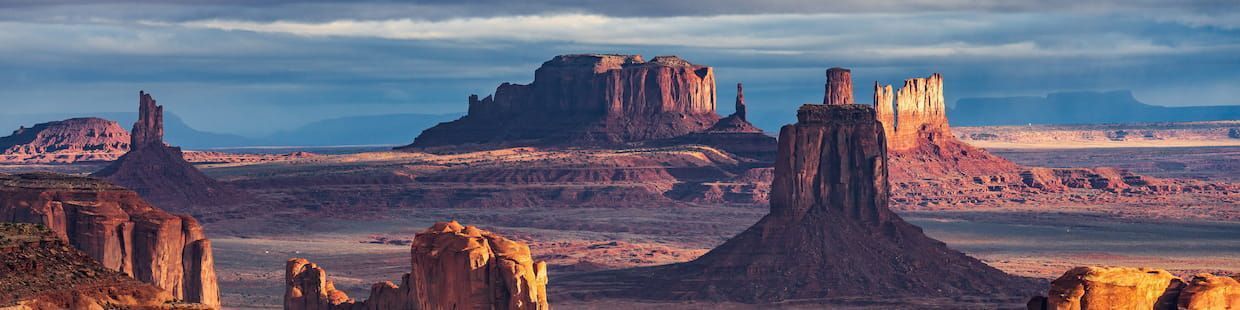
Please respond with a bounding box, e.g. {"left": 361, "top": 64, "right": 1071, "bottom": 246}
{"left": 664, "top": 82, "right": 777, "bottom": 161}
{"left": 1178, "top": 273, "right": 1240, "bottom": 309}
{"left": 589, "top": 98, "right": 1038, "bottom": 302}
{"left": 823, "top": 67, "right": 853, "bottom": 105}
{"left": 403, "top": 54, "right": 719, "bottom": 148}
{"left": 91, "top": 91, "right": 241, "bottom": 209}
{"left": 0, "top": 172, "right": 220, "bottom": 307}
{"left": 0, "top": 117, "right": 130, "bottom": 163}
{"left": 0, "top": 223, "right": 211, "bottom": 309}
{"left": 1027, "top": 267, "right": 1238, "bottom": 310}
{"left": 285, "top": 221, "right": 549, "bottom": 310}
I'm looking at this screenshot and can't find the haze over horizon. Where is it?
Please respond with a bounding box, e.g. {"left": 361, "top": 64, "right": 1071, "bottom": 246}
{"left": 1, "top": 0, "right": 1238, "bottom": 136}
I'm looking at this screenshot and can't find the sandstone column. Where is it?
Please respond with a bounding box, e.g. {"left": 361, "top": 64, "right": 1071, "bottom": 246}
{"left": 824, "top": 67, "right": 853, "bottom": 105}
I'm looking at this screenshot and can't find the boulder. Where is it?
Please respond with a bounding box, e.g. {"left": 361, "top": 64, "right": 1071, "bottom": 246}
{"left": 1045, "top": 267, "right": 1183, "bottom": 310}
{"left": 1178, "top": 273, "right": 1240, "bottom": 310}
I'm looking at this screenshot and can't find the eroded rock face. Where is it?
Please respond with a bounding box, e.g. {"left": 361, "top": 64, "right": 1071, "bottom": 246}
{"left": 0, "top": 172, "right": 220, "bottom": 307}
{"left": 664, "top": 82, "right": 777, "bottom": 161}
{"left": 603, "top": 102, "right": 1037, "bottom": 302}
{"left": 0, "top": 223, "right": 210, "bottom": 309}
{"left": 824, "top": 67, "right": 853, "bottom": 105}
{"left": 1045, "top": 267, "right": 1183, "bottom": 310}
{"left": 284, "top": 221, "right": 549, "bottom": 310}
{"left": 0, "top": 117, "right": 130, "bottom": 164}
{"left": 1178, "top": 274, "right": 1240, "bottom": 310}
{"left": 405, "top": 54, "right": 719, "bottom": 148}
{"left": 91, "top": 91, "right": 241, "bottom": 209}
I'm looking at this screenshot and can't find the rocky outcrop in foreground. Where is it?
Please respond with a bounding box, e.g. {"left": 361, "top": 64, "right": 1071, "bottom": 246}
{"left": 581, "top": 99, "right": 1038, "bottom": 302}
{"left": 0, "top": 172, "right": 219, "bottom": 307}
{"left": 404, "top": 54, "right": 719, "bottom": 148}
{"left": 0, "top": 223, "right": 210, "bottom": 309}
{"left": 91, "top": 91, "right": 241, "bottom": 209}
{"left": 285, "top": 221, "right": 549, "bottom": 310}
{"left": 0, "top": 117, "right": 130, "bottom": 163}
{"left": 1026, "top": 266, "right": 1238, "bottom": 310}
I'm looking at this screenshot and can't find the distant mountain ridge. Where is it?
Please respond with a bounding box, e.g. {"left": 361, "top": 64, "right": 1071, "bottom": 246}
{"left": 951, "top": 90, "right": 1240, "bottom": 126}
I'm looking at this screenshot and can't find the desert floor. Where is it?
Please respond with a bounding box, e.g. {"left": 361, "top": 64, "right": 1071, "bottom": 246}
{"left": 204, "top": 145, "right": 1240, "bottom": 309}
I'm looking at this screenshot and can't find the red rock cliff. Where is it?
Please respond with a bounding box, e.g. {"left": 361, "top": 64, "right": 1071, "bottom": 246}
{"left": 0, "top": 173, "right": 219, "bottom": 307}
{"left": 0, "top": 223, "right": 210, "bottom": 309}
{"left": 91, "top": 91, "right": 241, "bottom": 209}
{"left": 405, "top": 54, "right": 719, "bottom": 148}
{"left": 285, "top": 221, "right": 549, "bottom": 310}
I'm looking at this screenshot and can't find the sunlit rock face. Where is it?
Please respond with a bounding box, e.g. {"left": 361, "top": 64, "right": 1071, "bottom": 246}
{"left": 404, "top": 54, "right": 719, "bottom": 148}
{"left": 285, "top": 221, "right": 550, "bottom": 310}
{"left": 0, "top": 172, "right": 220, "bottom": 307}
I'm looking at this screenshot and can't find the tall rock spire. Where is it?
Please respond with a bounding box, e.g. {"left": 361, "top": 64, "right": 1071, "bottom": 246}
{"left": 131, "top": 91, "right": 164, "bottom": 147}
{"left": 735, "top": 83, "right": 747, "bottom": 121}
{"left": 823, "top": 67, "right": 853, "bottom": 105}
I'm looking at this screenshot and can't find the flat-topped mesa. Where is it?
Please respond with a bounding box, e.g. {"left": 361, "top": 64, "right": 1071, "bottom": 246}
{"left": 404, "top": 54, "right": 719, "bottom": 148}
{"left": 0, "top": 117, "right": 130, "bottom": 163}
{"left": 132, "top": 91, "right": 164, "bottom": 148}
{"left": 823, "top": 67, "right": 854, "bottom": 105}
{"left": 616, "top": 103, "right": 1038, "bottom": 302}
{"left": 91, "top": 91, "right": 242, "bottom": 208}
{"left": 0, "top": 173, "right": 220, "bottom": 307}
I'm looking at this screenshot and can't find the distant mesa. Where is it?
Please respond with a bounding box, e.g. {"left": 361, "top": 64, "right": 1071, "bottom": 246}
{"left": 0, "top": 223, "right": 212, "bottom": 309}
{"left": 285, "top": 221, "right": 549, "bottom": 310}
{"left": 91, "top": 91, "right": 244, "bottom": 209}
{"left": 0, "top": 117, "right": 130, "bottom": 163}
{"left": 0, "top": 172, "right": 219, "bottom": 307}
{"left": 572, "top": 69, "right": 1039, "bottom": 302}
{"left": 952, "top": 90, "right": 1240, "bottom": 126}
{"left": 663, "top": 82, "right": 777, "bottom": 161}
{"left": 402, "top": 54, "right": 722, "bottom": 148}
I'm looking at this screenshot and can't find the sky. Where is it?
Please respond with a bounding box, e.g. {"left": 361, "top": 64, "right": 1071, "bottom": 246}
{"left": 0, "top": 0, "right": 1238, "bottom": 136}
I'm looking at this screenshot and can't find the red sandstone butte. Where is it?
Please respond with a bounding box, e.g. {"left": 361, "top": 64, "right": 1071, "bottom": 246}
{"left": 403, "top": 54, "right": 719, "bottom": 148}
{"left": 580, "top": 101, "right": 1038, "bottom": 303}
{"left": 0, "top": 172, "right": 219, "bottom": 307}
{"left": 91, "top": 91, "right": 242, "bottom": 209}
{"left": 285, "top": 221, "right": 549, "bottom": 310}
{"left": 0, "top": 117, "right": 130, "bottom": 164}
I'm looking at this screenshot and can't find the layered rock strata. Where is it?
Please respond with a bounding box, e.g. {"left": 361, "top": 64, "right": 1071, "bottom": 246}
{"left": 404, "top": 54, "right": 719, "bottom": 148}
{"left": 593, "top": 102, "right": 1037, "bottom": 302}
{"left": 285, "top": 221, "right": 549, "bottom": 310}
{"left": 0, "top": 172, "right": 219, "bottom": 307}
{"left": 0, "top": 223, "right": 210, "bottom": 309}
{"left": 1027, "top": 266, "right": 1238, "bottom": 310}
{"left": 91, "top": 91, "right": 241, "bottom": 209}
{"left": 0, "top": 117, "right": 130, "bottom": 163}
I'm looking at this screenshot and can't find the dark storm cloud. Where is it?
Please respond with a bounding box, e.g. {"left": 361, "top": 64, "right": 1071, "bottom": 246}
{"left": 0, "top": 1, "right": 1236, "bottom": 135}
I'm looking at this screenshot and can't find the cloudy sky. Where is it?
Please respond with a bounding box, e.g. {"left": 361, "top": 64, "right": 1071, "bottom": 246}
{"left": 1, "top": 0, "right": 1237, "bottom": 136}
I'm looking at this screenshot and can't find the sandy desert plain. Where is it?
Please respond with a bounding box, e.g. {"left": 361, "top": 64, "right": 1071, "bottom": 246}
{"left": 188, "top": 129, "right": 1238, "bottom": 308}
